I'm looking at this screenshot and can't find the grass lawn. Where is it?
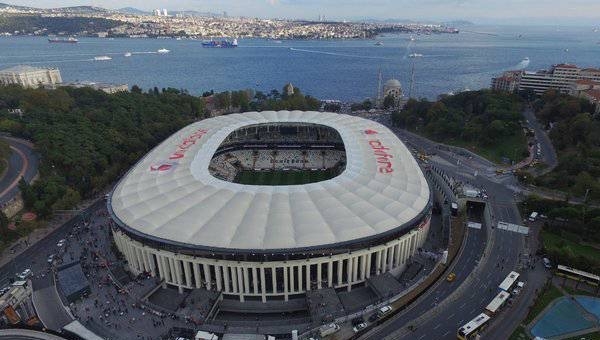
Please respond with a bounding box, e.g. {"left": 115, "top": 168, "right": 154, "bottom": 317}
{"left": 542, "top": 230, "right": 600, "bottom": 261}
{"left": 524, "top": 283, "right": 564, "bottom": 324}
{"left": 443, "top": 131, "right": 528, "bottom": 165}
{"left": 565, "top": 332, "right": 600, "bottom": 340}
{"left": 235, "top": 169, "right": 337, "bottom": 185}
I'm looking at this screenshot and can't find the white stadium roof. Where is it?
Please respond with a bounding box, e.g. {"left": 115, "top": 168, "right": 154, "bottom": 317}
{"left": 110, "top": 111, "right": 430, "bottom": 251}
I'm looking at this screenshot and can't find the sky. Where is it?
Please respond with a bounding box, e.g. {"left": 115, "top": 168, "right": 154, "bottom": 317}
{"left": 7, "top": 0, "right": 600, "bottom": 25}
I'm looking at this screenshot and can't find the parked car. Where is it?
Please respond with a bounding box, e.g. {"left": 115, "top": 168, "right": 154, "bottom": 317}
{"left": 57, "top": 239, "right": 66, "bottom": 247}
{"left": 47, "top": 254, "right": 56, "bottom": 264}
{"left": 16, "top": 269, "right": 32, "bottom": 280}
{"left": 446, "top": 272, "right": 456, "bottom": 282}
{"left": 353, "top": 322, "right": 368, "bottom": 333}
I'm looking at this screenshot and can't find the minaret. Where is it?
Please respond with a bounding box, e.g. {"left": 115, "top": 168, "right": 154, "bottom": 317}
{"left": 377, "top": 68, "right": 383, "bottom": 106}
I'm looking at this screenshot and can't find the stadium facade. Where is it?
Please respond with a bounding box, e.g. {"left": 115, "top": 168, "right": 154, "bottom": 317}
{"left": 109, "top": 111, "right": 432, "bottom": 302}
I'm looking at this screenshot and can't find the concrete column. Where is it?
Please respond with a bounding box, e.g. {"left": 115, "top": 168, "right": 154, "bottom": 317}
{"left": 193, "top": 263, "right": 202, "bottom": 288}
{"left": 243, "top": 267, "right": 250, "bottom": 294}
{"left": 252, "top": 267, "right": 259, "bottom": 295}
{"left": 347, "top": 257, "right": 353, "bottom": 291}
{"left": 183, "top": 261, "right": 192, "bottom": 288}
{"left": 352, "top": 256, "right": 359, "bottom": 282}
{"left": 223, "top": 265, "right": 230, "bottom": 293}
{"left": 237, "top": 267, "right": 245, "bottom": 302}
{"left": 271, "top": 267, "right": 277, "bottom": 294}
{"left": 290, "top": 265, "right": 295, "bottom": 293}
{"left": 147, "top": 252, "right": 156, "bottom": 277}
{"left": 298, "top": 265, "right": 303, "bottom": 292}
{"left": 141, "top": 250, "right": 149, "bottom": 272}
{"left": 215, "top": 265, "right": 223, "bottom": 291}
{"left": 328, "top": 261, "right": 333, "bottom": 287}
{"left": 387, "top": 246, "right": 394, "bottom": 271}
{"left": 317, "top": 262, "right": 322, "bottom": 289}
{"left": 337, "top": 260, "right": 343, "bottom": 286}
{"left": 375, "top": 251, "right": 382, "bottom": 274}
{"left": 156, "top": 254, "right": 164, "bottom": 278}
{"left": 163, "top": 257, "right": 171, "bottom": 282}
{"left": 203, "top": 264, "right": 212, "bottom": 290}
{"left": 366, "top": 252, "right": 372, "bottom": 278}
{"left": 283, "top": 266, "right": 289, "bottom": 301}
{"left": 381, "top": 248, "right": 388, "bottom": 273}
{"left": 231, "top": 266, "right": 239, "bottom": 293}
{"left": 306, "top": 264, "right": 311, "bottom": 292}
{"left": 260, "top": 267, "right": 267, "bottom": 302}
{"left": 172, "top": 259, "right": 183, "bottom": 294}
{"left": 395, "top": 243, "right": 401, "bottom": 268}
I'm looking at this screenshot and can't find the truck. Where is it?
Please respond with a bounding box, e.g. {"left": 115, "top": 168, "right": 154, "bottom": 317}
{"left": 319, "top": 323, "right": 340, "bottom": 337}
{"left": 464, "top": 189, "right": 479, "bottom": 198}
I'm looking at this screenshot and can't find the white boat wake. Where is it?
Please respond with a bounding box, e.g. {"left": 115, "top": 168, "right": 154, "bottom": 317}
{"left": 289, "top": 47, "right": 391, "bottom": 60}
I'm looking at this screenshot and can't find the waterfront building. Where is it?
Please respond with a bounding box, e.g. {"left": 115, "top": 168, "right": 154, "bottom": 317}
{"left": 491, "top": 71, "right": 520, "bottom": 93}
{"left": 570, "top": 79, "right": 600, "bottom": 114}
{"left": 0, "top": 65, "right": 62, "bottom": 88}
{"left": 492, "top": 64, "right": 600, "bottom": 96}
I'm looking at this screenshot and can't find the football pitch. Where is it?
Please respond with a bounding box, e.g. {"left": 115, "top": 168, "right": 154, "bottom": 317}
{"left": 235, "top": 169, "right": 337, "bottom": 185}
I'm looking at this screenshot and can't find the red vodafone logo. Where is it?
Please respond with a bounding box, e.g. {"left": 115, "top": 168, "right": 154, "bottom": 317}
{"left": 364, "top": 129, "right": 378, "bottom": 135}
{"left": 150, "top": 162, "right": 177, "bottom": 173}
{"left": 363, "top": 128, "right": 394, "bottom": 174}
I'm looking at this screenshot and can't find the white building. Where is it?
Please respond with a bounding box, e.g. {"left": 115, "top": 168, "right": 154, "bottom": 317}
{"left": 109, "top": 111, "right": 432, "bottom": 302}
{"left": 0, "top": 65, "right": 62, "bottom": 88}
{"left": 518, "top": 64, "right": 600, "bottom": 95}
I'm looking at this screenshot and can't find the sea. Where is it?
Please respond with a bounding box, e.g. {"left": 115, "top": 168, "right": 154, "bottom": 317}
{"left": 0, "top": 25, "right": 599, "bottom": 101}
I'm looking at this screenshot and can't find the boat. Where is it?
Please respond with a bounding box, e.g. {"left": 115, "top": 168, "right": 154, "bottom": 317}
{"left": 408, "top": 53, "right": 423, "bottom": 58}
{"left": 374, "top": 41, "right": 383, "bottom": 46}
{"left": 94, "top": 56, "right": 112, "bottom": 61}
{"left": 522, "top": 57, "right": 530, "bottom": 63}
{"left": 202, "top": 38, "right": 238, "bottom": 48}
{"left": 273, "top": 40, "right": 282, "bottom": 44}
{"left": 564, "top": 48, "right": 569, "bottom": 52}
{"left": 157, "top": 48, "right": 170, "bottom": 54}
{"left": 408, "top": 36, "right": 416, "bottom": 41}
{"left": 124, "top": 52, "right": 132, "bottom": 57}
{"left": 48, "top": 36, "right": 78, "bottom": 43}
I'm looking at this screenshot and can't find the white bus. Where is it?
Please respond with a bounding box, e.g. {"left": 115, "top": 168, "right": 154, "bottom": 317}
{"left": 457, "top": 313, "right": 490, "bottom": 340}
{"left": 485, "top": 291, "right": 510, "bottom": 315}
{"left": 556, "top": 265, "right": 600, "bottom": 286}
{"left": 499, "top": 271, "right": 520, "bottom": 292}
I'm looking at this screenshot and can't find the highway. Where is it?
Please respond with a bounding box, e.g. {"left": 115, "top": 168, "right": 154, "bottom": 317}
{"left": 0, "top": 136, "right": 39, "bottom": 205}
{"left": 359, "top": 114, "right": 547, "bottom": 340}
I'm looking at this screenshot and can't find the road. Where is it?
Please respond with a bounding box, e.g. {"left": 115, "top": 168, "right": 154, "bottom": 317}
{"left": 0, "top": 136, "right": 39, "bottom": 205}
{"left": 521, "top": 107, "right": 558, "bottom": 175}
{"left": 359, "top": 114, "right": 548, "bottom": 340}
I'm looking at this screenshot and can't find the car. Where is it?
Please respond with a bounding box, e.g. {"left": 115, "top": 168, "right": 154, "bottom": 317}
{"left": 57, "top": 239, "right": 66, "bottom": 247}
{"left": 351, "top": 316, "right": 364, "bottom": 326}
{"left": 446, "top": 272, "right": 456, "bottom": 282}
{"left": 377, "top": 305, "right": 393, "bottom": 317}
{"left": 0, "top": 286, "right": 10, "bottom": 296}
{"left": 47, "top": 254, "right": 56, "bottom": 264}
{"left": 368, "top": 313, "right": 379, "bottom": 322}
{"left": 353, "top": 322, "right": 368, "bottom": 333}
{"left": 16, "top": 269, "right": 32, "bottom": 280}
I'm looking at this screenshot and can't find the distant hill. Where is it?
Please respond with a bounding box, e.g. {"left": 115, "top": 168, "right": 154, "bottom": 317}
{"left": 0, "top": 2, "right": 34, "bottom": 10}
{"left": 117, "top": 7, "right": 149, "bottom": 15}
{"left": 57, "top": 6, "right": 108, "bottom": 14}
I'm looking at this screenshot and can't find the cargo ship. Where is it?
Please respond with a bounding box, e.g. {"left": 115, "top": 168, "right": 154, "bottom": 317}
{"left": 48, "top": 36, "right": 78, "bottom": 43}
{"left": 202, "top": 38, "right": 238, "bottom": 48}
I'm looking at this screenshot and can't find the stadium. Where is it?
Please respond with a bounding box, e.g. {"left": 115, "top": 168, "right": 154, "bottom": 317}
{"left": 108, "top": 111, "right": 432, "bottom": 302}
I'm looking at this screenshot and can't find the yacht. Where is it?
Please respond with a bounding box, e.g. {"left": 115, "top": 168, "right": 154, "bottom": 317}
{"left": 374, "top": 41, "right": 383, "bottom": 46}
{"left": 157, "top": 48, "right": 170, "bottom": 54}
{"left": 522, "top": 57, "right": 530, "bottom": 63}
{"left": 94, "top": 56, "right": 112, "bottom": 61}
{"left": 408, "top": 53, "right": 423, "bottom": 58}
{"left": 124, "top": 52, "right": 132, "bottom": 57}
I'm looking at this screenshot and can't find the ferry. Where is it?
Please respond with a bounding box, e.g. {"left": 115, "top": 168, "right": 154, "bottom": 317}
{"left": 408, "top": 53, "right": 423, "bottom": 58}
{"left": 157, "top": 48, "right": 170, "bottom": 54}
{"left": 48, "top": 36, "right": 78, "bottom": 43}
{"left": 94, "top": 56, "right": 112, "bottom": 61}
{"left": 374, "top": 41, "right": 383, "bottom": 46}
{"left": 522, "top": 57, "right": 530, "bottom": 63}
{"left": 124, "top": 52, "right": 132, "bottom": 57}
{"left": 202, "top": 38, "right": 238, "bottom": 48}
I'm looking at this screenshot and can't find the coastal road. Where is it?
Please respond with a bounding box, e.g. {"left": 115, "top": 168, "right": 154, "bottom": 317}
{"left": 0, "top": 136, "right": 39, "bottom": 205}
